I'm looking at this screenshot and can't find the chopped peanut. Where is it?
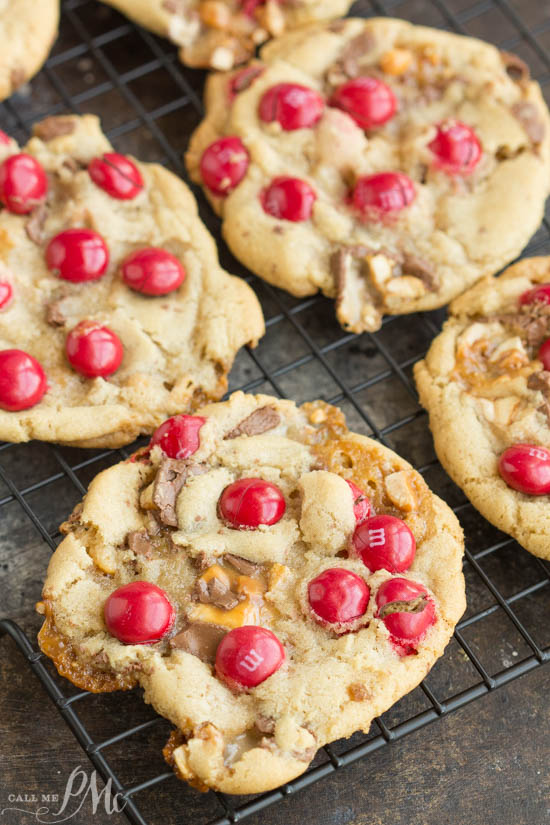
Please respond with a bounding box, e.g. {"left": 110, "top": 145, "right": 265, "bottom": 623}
{"left": 199, "top": 1, "right": 231, "bottom": 29}
{"left": 385, "top": 470, "right": 419, "bottom": 512}
{"left": 367, "top": 253, "right": 394, "bottom": 288}
{"left": 385, "top": 275, "right": 426, "bottom": 299}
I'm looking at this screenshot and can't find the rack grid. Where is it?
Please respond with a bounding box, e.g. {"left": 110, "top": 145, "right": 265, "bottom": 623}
{"left": 1, "top": 0, "right": 550, "bottom": 823}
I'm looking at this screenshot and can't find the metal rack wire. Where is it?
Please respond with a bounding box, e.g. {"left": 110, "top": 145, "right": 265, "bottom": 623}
{"left": 1, "top": 0, "right": 550, "bottom": 823}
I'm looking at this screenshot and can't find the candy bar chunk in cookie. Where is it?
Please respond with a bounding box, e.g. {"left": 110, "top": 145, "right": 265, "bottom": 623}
{"left": 187, "top": 18, "right": 550, "bottom": 332}
{"left": 38, "top": 391, "right": 465, "bottom": 794}
{"left": 99, "top": 0, "right": 354, "bottom": 70}
{"left": 0, "top": 114, "right": 264, "bottom": 448}
{"left": 0, "top": 0, "right": 59, "bottom": 101}
{"left": 415, "top": 256, "right": 550, "bottom": 561}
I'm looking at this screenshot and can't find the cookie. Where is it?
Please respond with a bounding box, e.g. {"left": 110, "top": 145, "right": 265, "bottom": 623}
{"left": 186, "top": 17, "right": 550, "bottom": 333}
{"left": 37, "top": 391, "right": 465, "bottom": 794}
{"left": 0, "top": 0, "right": 59, "bottom": 100}
{"left": 415, "top": 257, "right": 550, "bottom": 561}
{"left": 100, "top": 0, "right": 353, "bottom": 70}
{"left": 0, "top": 115, "right": 264, "bottom": 448}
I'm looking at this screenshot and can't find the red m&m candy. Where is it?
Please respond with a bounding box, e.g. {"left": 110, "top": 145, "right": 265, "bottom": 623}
{"left": 104, "top": 581, "right": 175, "bottom": 645}
{"left": 346, "top": 479, "right": 371, "bottom": 524}
{"left": 261, "top": 176, "right": 316, "bottom": 221}
{"left": 149, "top": 414, "right": 205, "bottom": 459}
{"left": 352, "top": 514, "right": 416, "bottom": 573}
{"left": 0, "top": 349, "right": 47, "bottom": 411}
{"left": 498, "top": 443, "right": 550, "bottom": 495}
{"left": 121, "top": 247, "right": 185, "bottom": 296}
{"left": 259, "top": 83, "right": 324, "bottom": 131}
{"left": 352, "top": 172, "right": 416, "bottom": 215}
{"left": 308, "top": 568, "right": 370, "bottom": 627}
{"left": 45, "top": 229, "right": 109, "bottom": 283}
{"left": 215, "top": 625, "right": 285, "bottom": 690}
{"left": 376, "top": 577, "right": 435, "bottom": 642}
{"left": 519, "top": 283, "right": 550, "bottom": 306}
{"left": 220, "top": 478, "right": 286, "bottom": 529}
{"left": 330, "top": 77, "right": 397, "bottom": 130}
{"left": 0, "top": 153, "right": 48, "bottom": 214}
{"left": 66, "top": 321, "right": 123, "bottom": 378}
{"left": 0, "top": 282, "right": 13, "bottom": 310}
{"left": 200, "top": 137, "right": 249, "bottom": 197}
{"left": 0, "top": 130, "right": 11, "bottom": 145}
{"left": 89, "top": 152, "right": 144, "bottom": 200}
{"left": 429, "top": 120, "right": 481, "bottom": 174}
{"left": 538, "top": 339, "right": 550, "bottom": 371}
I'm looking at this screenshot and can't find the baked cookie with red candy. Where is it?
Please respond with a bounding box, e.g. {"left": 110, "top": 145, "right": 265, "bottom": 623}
{"left": 37, "top": 391, "right": 465, "bottom": 794}
{"left": 100, "top": 0, "right": 353, "bottom": 70}
{"left": 187, "top": 17, "right": 550, "bottom": 332}
{"left": 415, "top": 256, "right": 550, "bottom": 561}
{"left": 0, "top": 0, "right": 59, "bottom": 101}
{"left": 0, "top": 114, "right": 264, "bottom": 447}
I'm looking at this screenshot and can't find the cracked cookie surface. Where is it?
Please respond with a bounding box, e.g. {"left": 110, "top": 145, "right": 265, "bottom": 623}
{"left": 100, "top": 0, "right": 353, "bottom": 70}
{"left": 38, "top": 391, "right": 465, "bottom": 794}
{"left": 0, "top": 115, "right": 264, "bottom": 447}
{"left": 415, "top": 256, "right": 550, "bottom": 561}
{"left": 187, "top": 17, "right": 550, "bottom": 332}
{"left": 0, "top": 0, "right": 59, "bottom": 100}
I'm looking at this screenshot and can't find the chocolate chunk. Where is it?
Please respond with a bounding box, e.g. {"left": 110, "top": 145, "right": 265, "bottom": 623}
{"left": 127, "top": 529, "right": 153, "bottom": 557}
{"left": 512, "top": 102, "right": 545, "bottom": 145}
{"left": 501, "top": 51, "right": 530, "bottom": 86}
{"left": 401, "top": 253, "right": 437, "bottom": 291}
{"left": 492, "top": 305, "right": 550, "bottom": 351}
{"left": 225, "top": 554, "right": 261, "bottom": 576}
{"left": 193, "top": 573, "right": 241, "bottom": 610}
{"left": 378, "top": 596, "right": 427, "bottom": 618}
{"left": 256, "top": 715, "right": 276, "bottom": 734}
{"left": 33, "top": 117, "right": 76, "bottom": 142}
{"left": 153, "top": 458, "right": 190, "bottom": 527}
{"left": 25, "top": 204, "right": 48, "bottom": 245}
{"left": 45, "top": 297, "right": 66, "bottom": 327}
{"left": 195, "top": 551, "right": 216, "bottom": 572}
{"left": 224, "top": 406, "right": 281, "bottom": 439}
{"left": 170, "top": 622, "right": 227, "bottom": 663}
{"left": 340, "top": 32, "right": 376, "bottom": 77}
{"left": 527, "top": 370, "right": 550, "bottom": 394}
{"left": 232, "top": 65, "right": 264, "bottom": 93}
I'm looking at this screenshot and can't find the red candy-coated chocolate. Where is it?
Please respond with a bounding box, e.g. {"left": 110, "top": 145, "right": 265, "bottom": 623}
{"left": 215, "top": 625, "right": 285, "bottom": 689}
{"left": 330, "top": 77, "right": 397, "bottom": 130}
{"left": 308, "top": 567, "right": 370, "bottom": 627}
{"left": 352, "top": 172, "right": 416, "bottom": 215}
{"left": 66, "top": 321, "right": 123, "bottom": 378}
{"left": 429, "top": 120, "right": 482, "bottom": 174}
{"left": 45, "top": 228, "right": 109, "bottom": 283}
{"left": 519, "top": 283, "right": 550, "bottom": 306}
{"left": 0, "top": 349, "right": 47, "bottom": 411}
{"left": 0, "top": 153, "right": 48, "bottom": 214}
{"left": 346, "top": 479, "right": 371, "bottom": 524}
{"left": 539, "top": 339, "right": 550, "bottom": 371}
{"left": 228, "top": 65, "right": 264, "bottom": 100}
{"left": 0, "top": 130, "right": 11, "bottom": 145}
{"left": 376, "top": 577, "right": 435, "bottom": 642}
{"left": 259, "top": 83, "right": 324, "bottom": 131}
{"left": 88, "top": 152, "right": 144, "bottom": 200}
{"left": 498, "top": 443, "right": 550, "bottom": 495}
{"left": 219, "top": 478, "right": 286, "bottom": 529}
{"left": 0, "top": 282, "right": 12, "bottom": 310}
{"left": 352, "top": 514, "right": 416, "bottom": 573}
{"left": 200, "top": 137, "right": 249, "bottom": 197}
{"left": 104, "top": 581, "right": 175, "bottom": 645}
{"left": 149, "top": 414, "right": 205, "bottom": 459}
{"left": 261, "top": 176, "right": 316, "bottom": 221}
{"left": 121, "top": 247, "right": 186, "bottom": 296}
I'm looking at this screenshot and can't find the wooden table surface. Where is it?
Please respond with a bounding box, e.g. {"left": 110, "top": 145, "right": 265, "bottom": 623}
{"left": 1, "top": 0, "right": 550, "bottom": 823}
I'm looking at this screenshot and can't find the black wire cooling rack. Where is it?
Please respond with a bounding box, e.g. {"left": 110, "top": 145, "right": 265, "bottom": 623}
{"left": 1, "top": 0, "right": 550, "bottom": 823}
